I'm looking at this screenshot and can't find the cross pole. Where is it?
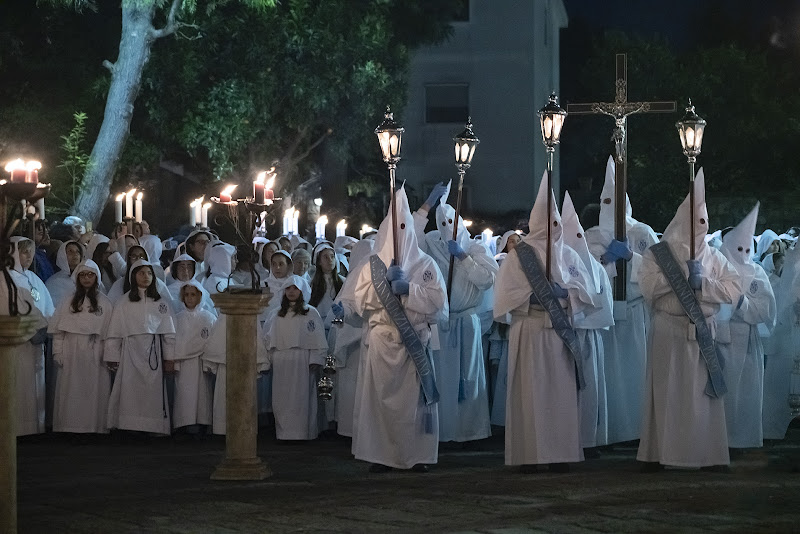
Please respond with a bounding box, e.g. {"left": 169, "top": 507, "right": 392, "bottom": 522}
{"left": 567, "top": 53, "right": 676, "bottom": 301}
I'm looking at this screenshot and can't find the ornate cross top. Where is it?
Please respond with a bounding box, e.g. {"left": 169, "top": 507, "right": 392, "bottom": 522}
{"left": 567, "top": 53, "right": 676, "bottom": 301}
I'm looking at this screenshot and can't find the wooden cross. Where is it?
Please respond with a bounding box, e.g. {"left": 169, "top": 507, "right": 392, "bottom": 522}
{"left": 567, "top": 53, "right": 676, "bottom": 301}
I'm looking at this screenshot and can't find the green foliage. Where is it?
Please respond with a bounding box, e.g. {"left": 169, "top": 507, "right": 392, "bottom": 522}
{"left": 58, "top": 111, "right": 92, "bottom": 204}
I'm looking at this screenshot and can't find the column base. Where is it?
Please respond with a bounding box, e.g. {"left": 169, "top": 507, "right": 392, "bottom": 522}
{"left": 211, "top": 457, "right": 272, "bottom": 481}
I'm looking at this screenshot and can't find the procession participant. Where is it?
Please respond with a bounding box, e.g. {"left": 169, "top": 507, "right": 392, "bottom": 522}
{"left": 716, "top": 203, "right": 776, "bottom": 449}
{"left": 493, "top": 175, "right": 602, "bottom": 473}
{"left": 329, "top": 239, "right": 373, "bottom": 437}
{"left": 290, "top": 235, "right": 311, "bottom": 251}
{"left": 33, "top": 219, "right": 55, "bottom": 282}
{"left": 263, "top": 275, "right": 327, "bottom": 440}
{"left": 182, "top": 229, "right": 213, "bottom": 280}
{"left": 584, "top": 156, "right": 659, "bottom": 445}
{"left": 229, "top": 245, "right": 260, "bottom": 288}
{"left": 562, "top": 192, "right": 614, "bottom": 451}
{"left": 413, "top": 181, "right": 497, "bottom": 444}
{"left": 167, "top": 253, "right": 214, "bottom": 314}
{"left": 45, "top": 241, "right": 85, "bottom": 308}
{"left": 253, "top": 236, "right": 268, "bottom": 260}
{"left": 637, "top": 169, "right": 741, "bottom": 471}
{"left": 278, "top": 236, "right": 292, "bottom": 252}
{"left": 762, "top": 242, "right": 800, "bottom": 440}
{"left": 496, "top": 230, "right": 522, "bottom": 257}
{"left": 139, "top": 234, "right": 165, "bottom": 281}
{"left": 171, "top": 280, "right": 216, "bottom": 431}
{"left": 10, "top": 236, "right": 54, "bottom": 436}
{"left": 105, "top": 260, "right": 176, "bottom": 435}
{"left": 309, "top": 244, "right": 345, "bottom": 331}
{"left": 202, "top": 241, "right": 236, "bottom": 295}
{"left": 262, "top": 250, "right": 293, "bottom": 320}
{"left": 291, "top": 248, "right": 312, "bottom": 282}
{"left": 257, "top": 241, "right": 279, "bottom": 281}
{"left": 87, "top": 234, "right": 116, "bottom": 292}
{"left": 107, "top": 245, "right": 174, "bottom": 311}
{"left": 49, "top": 260, "right": 112, "bottom": 434}
{"left": 347, "top": 185, "right": 448, "bottom": 472}
{"left": 756, "top": 229, "right": 782, "bottom": 264}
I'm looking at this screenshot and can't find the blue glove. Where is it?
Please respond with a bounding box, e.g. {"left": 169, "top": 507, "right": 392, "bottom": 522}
{"left": 551, "top": 282, "right": 568, "bottom": 299}
{"left": 425, "top": 182, "right": 448, "bottom": 209}
{"left": 331, "top": 301, "right": 345, "bottom": 320}
{"left": 391, "top": 279, "right": 410, "bottom": 296}
{"left": 447, "top": 240, "right": 467, "bottom": 260}
{"left": 386, "top": 261, "right": 405, "bottom": 282}
{"left": 608, "top": 239, "right": 633, "bottom": 261}
{"left": 686, "top": 259, "right": 703, "bottom": 290}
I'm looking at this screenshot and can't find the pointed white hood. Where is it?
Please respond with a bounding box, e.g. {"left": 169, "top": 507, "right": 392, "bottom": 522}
{"left": 598, "top": 155, "right": 638, "bottom": 242}
{"left": 660, "top": 167, "right": 710, "bottom": 260}
{"left": 372, "top": 185, "right": 424, "bottom": 272}
{"left": 522, "top": 171, "right": 570, "bottom": 283}
{"left": 563, "top": 191, "right": 603, "bottom": 294}
{"left": 721, "top": 203, "right": 758, "bottom": 266}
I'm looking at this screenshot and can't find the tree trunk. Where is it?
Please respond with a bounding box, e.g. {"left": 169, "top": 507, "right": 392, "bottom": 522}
{"left": 72, "top": 3, "right": 157, "bottom": 225}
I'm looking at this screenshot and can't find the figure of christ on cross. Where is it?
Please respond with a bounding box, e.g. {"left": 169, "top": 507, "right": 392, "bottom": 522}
{"left": 567, "top": 54, "right": 676, "bottom": 301}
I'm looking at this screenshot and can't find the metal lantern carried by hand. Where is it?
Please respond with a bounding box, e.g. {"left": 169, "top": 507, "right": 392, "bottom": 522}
{"left": 454, "top": 118, "right": 480, "bottom": 169}
{"left": 538, "top": 92, "right": 567, "bottom": 151}
{"left": 676, "top": 99, "right": 706, "bottom": 162}
{"left": 375, "top": 107, "right": 404, "bottom": 163}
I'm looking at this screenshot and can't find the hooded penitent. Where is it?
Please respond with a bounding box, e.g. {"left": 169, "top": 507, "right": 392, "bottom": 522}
{"left": 597, "top": 156, "right": 639, "bottom": 244}
{"left": 434, "top": 180, "right": 472, "bottom": 250}
{"left": 660, "top": 167, "right": 710, "bottom": 261}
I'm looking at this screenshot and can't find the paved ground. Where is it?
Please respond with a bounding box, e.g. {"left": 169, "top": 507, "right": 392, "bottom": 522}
{"left": 16, "top": 428, "right": 800, "bottom": 533}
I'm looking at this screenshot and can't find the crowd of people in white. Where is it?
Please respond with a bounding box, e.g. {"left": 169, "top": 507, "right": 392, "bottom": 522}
{"left": 10, "top": 155, "right": 798, "bottom": 473}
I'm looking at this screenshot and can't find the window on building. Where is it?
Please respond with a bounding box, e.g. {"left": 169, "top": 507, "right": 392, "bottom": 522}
{"left": 425, "top": 84, "right": 469, "bottom": 124}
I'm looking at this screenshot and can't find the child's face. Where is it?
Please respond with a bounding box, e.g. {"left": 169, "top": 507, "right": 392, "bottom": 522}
{"left": 271, "top": 256, "right": 290, "bottom": 278}
{"left": 182, "top": 286, "right": 202, "bottom": 310}
{"left": 65, "top": 243, "right": 83, "bottom": 270}
{"left": 134, "top": 267, "right": 153, "bottom": 289}
{"left": 284, "top": 285, "right": 301, "bottom": 302}
{"left": 78, "top": 270, "right": 97, "bottom": 289}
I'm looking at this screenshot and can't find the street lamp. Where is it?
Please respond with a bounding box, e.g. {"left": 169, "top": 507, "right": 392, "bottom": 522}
{"left": 447, "top": 118, "right": 480, "bottom": 298}
{"left": 537, "top": 92, "right": 567, "bottom": 280}
{"left": 676, "top": 99, "right": 706, "bottom": 260}
{"left": 374, "top": 106, "right": 404, "bottom": 262}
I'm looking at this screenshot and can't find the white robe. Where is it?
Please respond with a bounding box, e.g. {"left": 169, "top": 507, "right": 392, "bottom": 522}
{"left": 49, "top": 293, "right": 113, "bottom": 433}
{"left": 10, "top": 268, "right": 53, "bottom": 436}
{"left": 329, "top": 307, "right": 363, "bottom": 437}
{"left": 104, "top": 290, "right": 176, "bottom": 434}
{"left": 637, "top": 245, "right": 740, "bottom": 467}
{"left": 416, "top": 225, "right": 496, "bottom": 442}
{"left": 172, "top": 307, "right": 216, "bottom": 428}
{"left": 264, "top": 306, "right": 328, "bottom": 440}
{"left": 350, "top": 254, "right": 447, "bottom": 469}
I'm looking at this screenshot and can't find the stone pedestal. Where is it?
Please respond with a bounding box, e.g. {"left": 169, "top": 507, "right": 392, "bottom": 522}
{"left": 210, "top": 291, "right": 271, "bottom": 481}
{"left": 0, "top": 315, "right": 39, "bottom": 533}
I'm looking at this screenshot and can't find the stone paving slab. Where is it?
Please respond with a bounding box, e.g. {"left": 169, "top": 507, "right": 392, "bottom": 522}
{"left": 15, "top": 431, "right": 800, "bottom": 533}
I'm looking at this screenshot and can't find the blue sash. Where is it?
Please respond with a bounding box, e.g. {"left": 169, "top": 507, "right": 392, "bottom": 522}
{"left": 514, "top": 242, "right": 585, "bottom": 390}
{"left": 649, "top": 242, "right": 727, "bottom": 398}
{"left": 370, "top": 255, "right": 439, "bottom": 406}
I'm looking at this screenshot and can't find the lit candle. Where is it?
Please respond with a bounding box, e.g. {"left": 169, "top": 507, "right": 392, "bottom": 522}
{"left": 194, "top": 197, "right": 203, "bottom": 224}
{"left": 482, "top": 228, "right": 493, "bottom": 241}
{"left": 135, "top": 192, "right": 143, "bottom": 223}
{"left": 219, "top": 185, "right": 237, "bottom": 203}
{"left": 115, "top": 193, "right": 125, "bottom": 223}
{"left": 336, "top": 219, "right": 347, "bottom": 237}
{"left": 360, "top": 224, "right": 369, "bottom": 239}
{"left": 36, "top": 198, "right": 45, "bottom": 220}
{"left": 316, "top": 215, "right": 328, "bottom": 240}
{"left": 292, "top": 209, "right": 299, "bottom": 235}
{"left": 125, "top": 188, "right": 136, "bottom": 219}
{"left": 5, "top": 159, "right": 26, "bottom": 183}
{"left": 265, "top": 174, "right": 275, "bottom": 200}
{"left": 253, "top": 171, "right": 266, "bottom": 204}
{"left": 282, "top": 208, "right": 289, "bottom": 235}
{"left": 25, "top": 161, "right": 41, "bottom": 184}
{"left": 189, "top": 199, "right": 197, "bottom": 226}
{"left": 202, "top": 203, "right": 211, "bottom": 227}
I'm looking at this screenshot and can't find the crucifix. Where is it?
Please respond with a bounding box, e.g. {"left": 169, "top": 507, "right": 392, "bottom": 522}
{"left": 567, "top": 53, "right": 676, "bottom": 301}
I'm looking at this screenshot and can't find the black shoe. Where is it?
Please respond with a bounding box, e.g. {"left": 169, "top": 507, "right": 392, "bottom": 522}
{"left": 548, "top": 463, "right": 570, "bottom": 473}
{"left": 517, "top": 464, "right": 539, "bottom": 474}
{"left": 410, "top": 464, "right": 429, "bottom": 473}
{"left": 368, "top": 463, "right": 393, "bottom": 473}
{"left": 640, "top": 462, "right": 664, "bottom": 473}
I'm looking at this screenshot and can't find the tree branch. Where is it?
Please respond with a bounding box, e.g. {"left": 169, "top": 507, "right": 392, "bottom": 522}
{"left": 282, "top": 125, "right": 310, "bottom": 164}
{"left": 287, "top": 128, "right": 333, "bottom": 168}
{"left": 150, "top": 0, "right": 183, "bottom": 40}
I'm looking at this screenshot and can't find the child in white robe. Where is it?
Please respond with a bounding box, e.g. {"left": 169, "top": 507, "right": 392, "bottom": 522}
{"left": 49, "top": 260, "right": 112, "bottom": 434}
{"left": 10, "top": 236, "right": 54, "bottom": 436}
{"left": 172, "top": 280, "right": 216, "bottom": 430}
{"left": 105, "top": 260, "right": 176, "bottom": 435}
{"left": 263, "top": 275, "right": 327, "bottom": 440}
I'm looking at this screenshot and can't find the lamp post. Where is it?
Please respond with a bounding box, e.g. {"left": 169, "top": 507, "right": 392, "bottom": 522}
{"left": 537, "top": 92, "right": 567, "bottom": 281}
{"left": 374, "top": 107, "right": 404, "bottom": 263}
{"left": 675, "top": 99, "right": 706, "bottom": 261}
{"left": 447, "top": 118, "right": 480, "bottom": 299}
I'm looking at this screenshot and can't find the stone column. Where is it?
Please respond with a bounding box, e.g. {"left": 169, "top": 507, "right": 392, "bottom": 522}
{"left": 0, "top": 315, "right": 39, "bottom": 533}
{"left": 210, "top": 291, "right": 271, "bottom": 481}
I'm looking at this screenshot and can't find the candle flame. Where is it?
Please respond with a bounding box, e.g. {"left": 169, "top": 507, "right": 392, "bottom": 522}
{"left": 337, "top": 219, "right": 347, "bottom": 228}
{"left": 265, "top": 175, "right": 275, "bottom": 190}
{"left": 463, "top": 220, "right": 473, "bottom": 227}
{"left": 318, "top": 215, "right": 328, "bottom": 225}
{"left": 255, "top": 171, "right": 267, "bottom": 184}
{"left": 4, "top": 159, "right": 25, "bottom": 172}
{"left": 221, "top": 185, "right": 237, "bottom": 196}
{"left": 203, "top": 202, "right": 211, "bottom": 210}
{"left": 116, "top": 193, "right": 126, "bottom": 201}
{"left": 126, "top": 188, "right": 136, "bottom": 198}
{"left": 25, "top": 161, "right": 41, "bottom": 171}
{"left": 136, "top": 192, "right": 143, "bottom": 201}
